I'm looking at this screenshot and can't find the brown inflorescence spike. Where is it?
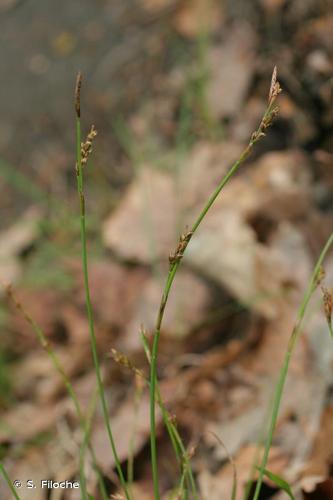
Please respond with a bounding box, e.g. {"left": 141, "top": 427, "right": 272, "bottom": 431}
{"left": 269, "top": 66, "right": 277, "bottom": 103}
{"left": 315, "top": 265, "right": 326, "bottom": 287}
{"left": 110, "top": 348, "right": 144, "bottom": 379}
{"left": 321, "top": 286, "right": 333, "bottom": 326}
{"left": 75, "top": 72, "right": 82, "bottom": 118}
{"left": 169, "top": 229, "right": 193, "bottom": 267}
{"left": 268, "top": 66, "right": 282, "bottom": 105}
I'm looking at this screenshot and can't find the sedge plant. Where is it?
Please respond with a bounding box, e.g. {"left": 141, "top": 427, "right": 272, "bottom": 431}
{"left": 3, "top": 68, "right": 330, "bottom": 500}
{"left": 5, "top": 285, "right": 107, "bottom": 500}
{"left": 75, "top": 74, "right": 195, "bottom": 499}
{"left": 149, "top": 66, "right": 282, "bottom": 499}
{"left": 74, "top": 73, "right": 131, "bottom": 500}
{"left": 252, "top": 232, "right": 333, "bottom": 500}
{"left": 110, "top": 342, "right": 198, "bottom": 499}
{"left": 139, "top": 332, "right": 198, "bottom": 499}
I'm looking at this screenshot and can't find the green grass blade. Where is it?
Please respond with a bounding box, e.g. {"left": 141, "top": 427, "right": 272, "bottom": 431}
{"left": 0, "top": 462, "right": 21, "bottom": 500}
{"left": 79, "top": 387, "right": 108, "bottom": 500}
{"left": 140, "top": 333, "right": 198, "bottom": 499}
{"left": 74, "top": 73, "right": 131, "bottom": 500}
{"left": 0, "top": 158, "right": 49, "bottom": 204}
{"left": 127, "top": 379, "right": 144, "bottom": 490}
{"left": 256, "top": 467, "right": 295, "bottom": 500}
{"left": 149, "top": 68, "right": 282, "bottom": 499}
{"left": 328, "top": 321, "right": 333, "bottom": 339}
{"left": 253, "top": 231, "right": 333, "bottom": 500}
{"left": 5, "top": 286, "right": 108, "bottom": 500}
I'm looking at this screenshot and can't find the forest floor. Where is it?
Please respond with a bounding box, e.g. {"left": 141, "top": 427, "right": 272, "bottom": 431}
{"left": 1, "top": 1, "right": 333, "bottom": 499}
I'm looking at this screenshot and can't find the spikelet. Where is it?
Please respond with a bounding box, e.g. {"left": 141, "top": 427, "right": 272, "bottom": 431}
{"left": 81, "top": 125, "right": 97, "bottom": 165}
{"left": 111, "top": 348, "right": 144, "bottom": 379}
{"left": 74, "top": 71, "right": 82, "bottom": 118}
{"left": 250, "top": 66, "right": 282, "bottom": 144}
{"left": 321, "top": 286, "right": 332, "bottom": 327}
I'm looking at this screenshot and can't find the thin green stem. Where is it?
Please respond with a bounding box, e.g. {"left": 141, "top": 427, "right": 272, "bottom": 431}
{"left": 127, "top": 381, "right": 144, "bottom": 490}
{"left": 176, "top": 468, "right": 188, "bottom": 500}
{"left": 156, "top": 388, "right": 198, "bottom": 499}
{"left": 242, "top": 388, "right": 276, "bottom": 500}
{"left": 5, "top": 286, "right": 107, "bottom": 500}
{"left": 140, "top": 331, "right": 198, "bottom": 498}
{"left": 0, "top": 462, "right": 21, "bottom": 500}
{"left": 150, "top": 267, "right": 178, "bottom": 499}
{"left": 253, "top": 232, "right": 333, "bottom": 500}
{"left": 149, "top": 72, "right": 281, "bottom": 498}
{"left": 328, "top": 321, "right": 333, "bottom": 339}
{"left": 79, "top": 387, "right": 109, "bottom": 500}
{"left": 75, "top": 77, "right": 130, "bottom": 499}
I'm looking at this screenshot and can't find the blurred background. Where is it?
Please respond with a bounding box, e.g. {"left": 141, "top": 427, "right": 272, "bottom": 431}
{"left": 1, "top": 0, "right": 333, "bottom": 498}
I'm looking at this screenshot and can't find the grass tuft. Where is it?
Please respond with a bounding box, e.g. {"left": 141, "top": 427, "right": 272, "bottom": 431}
{"left": 5, "top": 66, "right": 330, "bottom": 500}
{"left": 253, "top": 232, "right": 333, "bottom": 500}
{"left": 5, "top": 284, "right": 107, "bottom": 500}
{"left": 74, "top": 72, "right": 131, "bottom": 500}
{"left": 149, "top": 66, "right": 282, "bottom": 499}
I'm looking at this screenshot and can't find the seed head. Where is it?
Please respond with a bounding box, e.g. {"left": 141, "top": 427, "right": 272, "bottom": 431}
{"left": 268, "top": 66, "right": 282, "bottom": 106}
{"left": 110, "top": 348, "right": 144, "bottom": 379}
{"left": 315, "top": 265, "right": 326, "bottom": 287}
{"left": 75, "top": 72, "right": 82, "bottom": 118}
{"left": 321, "top": 286, "right": 332, "bottom": 326}
{"left": 81, "top": 125, "right": 97, "bottom": 165}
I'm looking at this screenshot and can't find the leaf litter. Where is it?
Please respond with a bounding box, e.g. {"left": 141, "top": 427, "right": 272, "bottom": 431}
{"left": 1, "top": 1, "right": 333, "bottom": 498}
